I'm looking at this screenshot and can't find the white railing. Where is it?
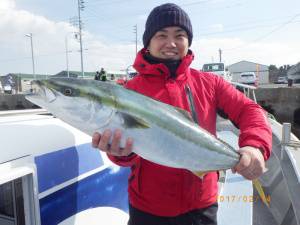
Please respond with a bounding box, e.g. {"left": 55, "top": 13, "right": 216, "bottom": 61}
{"left": 230, "top": 81, "right": 257, "bottom": 103}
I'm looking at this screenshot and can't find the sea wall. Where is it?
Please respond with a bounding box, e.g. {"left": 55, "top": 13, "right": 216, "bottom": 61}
{"left": 256, "top": 87, "right": 300, "bottom": 138}
{"left": 0, "top": 94, "right": 37, "bottom": 110}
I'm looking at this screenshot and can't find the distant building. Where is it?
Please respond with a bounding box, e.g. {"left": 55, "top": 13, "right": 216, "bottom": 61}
{"left": 227, "top": 60, "right": 269, "bottom": 84}
{"left": 0, "top": 73, "right": 51, "bottom": 93}
{"left": 1, "top": 70, "right": 130, "bottom": 86}
{"left": 3, "top": 73, "right": 50, "bottom": 80}
{"left": 287, "top": 62, "right": 300, "bottom": 83}
{"left": 0, "top": 73, "right": 21, "bottom": 93}
{"left": 53, "top": 71, "right": 96, "bottom": 78}
{"left": 53, "top": 70, "right": 127, "bottom": 80}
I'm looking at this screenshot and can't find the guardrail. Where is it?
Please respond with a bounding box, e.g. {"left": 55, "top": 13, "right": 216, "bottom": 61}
{"left": 230, "top": 81, "right": 257, "bottom": 102}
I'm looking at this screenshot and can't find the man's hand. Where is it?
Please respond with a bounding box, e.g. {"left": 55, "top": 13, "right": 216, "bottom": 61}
{"left": 233, "top": 146, "right": 266, "bottom": 180}
{"left": 92, "top": 129, "right": 133, "bottom": 157}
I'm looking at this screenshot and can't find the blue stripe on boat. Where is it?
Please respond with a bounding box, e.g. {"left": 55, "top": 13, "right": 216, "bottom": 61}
{"left": 39, "top": 166, "right": 130, "bottom": 225}
{"left": 35, "top": 143, "right": 104, "bottom": 193}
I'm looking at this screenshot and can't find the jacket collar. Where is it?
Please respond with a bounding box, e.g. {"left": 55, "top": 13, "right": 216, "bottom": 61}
{"left": 133, "top": 48, "right": 194, "bottom": 79}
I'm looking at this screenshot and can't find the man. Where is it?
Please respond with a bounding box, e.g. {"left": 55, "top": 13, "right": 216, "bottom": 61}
{"left": 92, "top": 3, "right": 272, "bottom": 225}
{"left": 100, "top": 67, "right": 107, "bottom": 81}
{"left": 94, "top": 71, "right": 101, "bottom": 80}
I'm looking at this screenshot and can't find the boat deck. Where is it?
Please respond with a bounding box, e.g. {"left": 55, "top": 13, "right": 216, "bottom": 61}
{"left": 216, "top": 116, "right": 300, "bottom": 225}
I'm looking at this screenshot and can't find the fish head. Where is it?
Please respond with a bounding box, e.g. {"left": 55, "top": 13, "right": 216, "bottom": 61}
{"left": 25, "top": 78, "right": 81, "bottom": 106}
{"left": 25, "top": 80, "right": 56, "bottom": 107}
{"left": 25, "top": 78, "right": 119, "bottom": 134}
{"left": 26, "top": 78, "right": 119, "bottom": 109}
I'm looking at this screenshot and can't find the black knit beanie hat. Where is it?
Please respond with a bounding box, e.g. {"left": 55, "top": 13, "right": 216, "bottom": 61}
{"left": 143, "top": 3, "right": 193, "bottom": 48}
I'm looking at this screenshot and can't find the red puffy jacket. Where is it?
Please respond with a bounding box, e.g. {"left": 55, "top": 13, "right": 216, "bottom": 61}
{"left": 108, "top": 49, "right": 272, "bottom": 217}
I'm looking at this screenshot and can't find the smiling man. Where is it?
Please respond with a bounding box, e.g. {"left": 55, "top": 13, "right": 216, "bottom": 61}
{"left": 92, "top": 3, "right": 272, "bottom": 225}
{"left": 147, "top": 26, "right": 189, "bottom": 60}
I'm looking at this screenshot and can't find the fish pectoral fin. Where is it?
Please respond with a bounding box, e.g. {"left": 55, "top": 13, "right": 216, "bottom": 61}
{"left": 253, "top": 179, "right": 270, "bottom": 207}
{"left": 192, "top": 171, "right": 206, "bottom": 179}
{"left": 118, "top": 112, "right": 150, "bottom": 129}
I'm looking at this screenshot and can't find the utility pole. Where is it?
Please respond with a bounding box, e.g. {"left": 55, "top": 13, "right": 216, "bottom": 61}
{"left": 77, "top": 0, "right": 85, "bottom": 78}
{"left": 219, "top": 48, "right": 222, "bottom": 63}
{"left": 65, "top": 33, "right": 73, "bottom": 78}
{"left": 25, "top": 33, "right": 36, "bottom": 80}
{"left": 133, "top": 24, "right": 137, "bottom": 55}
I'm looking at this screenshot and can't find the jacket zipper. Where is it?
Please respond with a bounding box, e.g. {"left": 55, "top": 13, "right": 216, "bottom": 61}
{"left": 184, "top": 84, "right": 199, "bottom": 125}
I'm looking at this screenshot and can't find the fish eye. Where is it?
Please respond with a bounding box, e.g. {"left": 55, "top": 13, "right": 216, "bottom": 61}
{"left": 64, "top": 88, "right": 72, "bottom": 96}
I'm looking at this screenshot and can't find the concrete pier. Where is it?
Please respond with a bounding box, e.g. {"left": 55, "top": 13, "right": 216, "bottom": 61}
{"left": 0, "top": 94, "right": 37, "bottom": 110}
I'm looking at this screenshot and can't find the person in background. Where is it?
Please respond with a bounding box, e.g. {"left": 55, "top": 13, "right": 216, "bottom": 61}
{"left": 110, "top": 74, "right": 115, "bottom": 80}
{"left": 100, "top": 67, "right": 107, "bottom": 81}
{"left": 94, "top": 71, "right": 100, "bottom": 80}
{"left": 92, "top": 3, "right": 272, "bottom": 225}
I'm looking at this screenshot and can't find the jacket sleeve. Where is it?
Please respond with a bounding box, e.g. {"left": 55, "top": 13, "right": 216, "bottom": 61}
{"left": 214, "top": 76, "right": 272, "bottom": 160}
{"left": 107, "top": 153, "right": 140, "bottom": 167}
{"left": 124, "top": 78, "right": 138, "bottom": 91}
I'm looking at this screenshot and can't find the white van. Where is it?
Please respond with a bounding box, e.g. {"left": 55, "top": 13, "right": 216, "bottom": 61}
{"left": 239, "top": 72, "right": 257, "bottom": 86}
{"left": 202, "top": 63, "right": 232, "bottom": 81}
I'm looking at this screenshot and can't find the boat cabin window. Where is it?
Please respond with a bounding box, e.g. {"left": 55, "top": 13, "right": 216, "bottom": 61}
{"left": 0, "top": 178, "right": 25, "bottom": 225}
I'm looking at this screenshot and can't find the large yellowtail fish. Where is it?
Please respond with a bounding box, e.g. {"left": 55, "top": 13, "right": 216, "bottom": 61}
{"left": 25, "top": 78, "right": 268, "bottom": 205}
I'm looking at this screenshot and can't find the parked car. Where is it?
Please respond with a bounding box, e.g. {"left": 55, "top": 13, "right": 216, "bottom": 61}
{"left": 3, "top": 84, "right": 12, "bottom": 94}
{"left": 275, "top": 76, "right": 288, "bottom": 84}
{"left": 239, "top": 72, "right": 257, "bottom": 86}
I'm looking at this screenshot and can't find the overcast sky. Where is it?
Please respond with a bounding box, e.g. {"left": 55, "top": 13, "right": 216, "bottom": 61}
{"left": 0, "top": 0, "right": 299, "bottom": 75}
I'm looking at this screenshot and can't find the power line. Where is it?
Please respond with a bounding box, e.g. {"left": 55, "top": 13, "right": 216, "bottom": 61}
{"left": 198, "top": 14, "right": 300, "bottom": 32}
{"left": 182, "top": 0, "right": 246, "bottom": 10}
{"left": 224, "top": 13, "right": 300, "bottom": 51}
{"left": 87, "top": 0, "right": 134, "bottom": 6}
{"left": 199, "top": 20, "right": 300, "bottom": 37}
{"left": 74, "top": 0, "right": 264, "bottom": 37}
{"left": 61, "top": 0, "right": 203, "bottom": 27}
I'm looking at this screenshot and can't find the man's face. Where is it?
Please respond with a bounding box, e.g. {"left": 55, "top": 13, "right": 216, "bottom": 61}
{"left": 148, "top": 26, "right": 189, "bottom": 60}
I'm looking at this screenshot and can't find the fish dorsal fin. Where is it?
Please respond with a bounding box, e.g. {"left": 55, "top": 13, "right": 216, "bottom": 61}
{"left": 118, "top": 112, "right": 150, "bottom": 129}
{"left": 174, "top": 107, "right": 193, "bottom": 122}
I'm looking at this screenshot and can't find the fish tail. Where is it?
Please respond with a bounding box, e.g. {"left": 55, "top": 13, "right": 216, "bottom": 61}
{"left": 253, "top": 179, "right": 270, "bottom": 207}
